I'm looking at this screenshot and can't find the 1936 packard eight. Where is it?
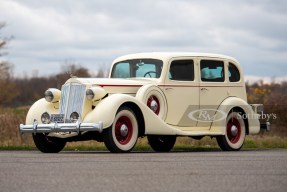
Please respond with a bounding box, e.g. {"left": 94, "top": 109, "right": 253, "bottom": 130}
{"left": 19, "top": 52, "right": 270, "bottom": 153}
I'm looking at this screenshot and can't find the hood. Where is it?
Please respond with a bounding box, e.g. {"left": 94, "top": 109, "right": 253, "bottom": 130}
{"left": 65, "top": 77, "right": 158, "bottom": 94}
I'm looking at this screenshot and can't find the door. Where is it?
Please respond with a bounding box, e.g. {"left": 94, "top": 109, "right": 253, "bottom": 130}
{"left": 162, "top": 59, "right": 199, "bottom": 128}
{"left": 197, "top": 59, "right": 228, "bottom": 127}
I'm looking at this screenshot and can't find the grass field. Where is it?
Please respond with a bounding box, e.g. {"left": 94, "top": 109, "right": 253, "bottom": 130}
{"left": 0, "top": 107, "right": 286, "bottom": 151}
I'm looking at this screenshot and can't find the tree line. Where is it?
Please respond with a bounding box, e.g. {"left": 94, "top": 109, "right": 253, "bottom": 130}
{"left": 0, "top": 63, "right": 107, "bottom": 107}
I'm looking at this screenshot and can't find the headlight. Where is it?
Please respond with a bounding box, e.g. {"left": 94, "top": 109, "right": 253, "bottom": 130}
{"left": 41, "top": 112, "right": 51, "bottom": 124}
{"left": 44, "top": 90, "right": 54, "bottom": 102}
{"left": 86, "top": 87, "right": 107, "bottom": 101}
{"left": 86, "top": 89, "right": 95, "bottom": 100}
{"left": 70, "top": 112, "right": 79, "bottom": 123}
{"left": 44, "top": 88, "right": 61, "bottom": 102}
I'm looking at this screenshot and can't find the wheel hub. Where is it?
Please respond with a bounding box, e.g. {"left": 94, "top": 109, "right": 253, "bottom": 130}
{"left": 231, "top": 125, "right": 238, "bottom": 136}
{"left": 150, "top": 99, "right": 158, "bottom": 113}
{"left": 120, "top": 124, "right": 129, "bottom": 137}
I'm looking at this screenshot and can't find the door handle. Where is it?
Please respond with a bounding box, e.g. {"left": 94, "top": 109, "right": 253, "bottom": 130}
{"left": 201, "top": 88, "right": 208, "bottom": 91}
{"left": 165, "top": 88, "right": 174, "bottom": 91}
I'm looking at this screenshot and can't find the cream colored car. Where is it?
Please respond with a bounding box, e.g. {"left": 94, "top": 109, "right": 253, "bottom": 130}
{"left": 19, "top": 52, "right": 270, "bottom": 153}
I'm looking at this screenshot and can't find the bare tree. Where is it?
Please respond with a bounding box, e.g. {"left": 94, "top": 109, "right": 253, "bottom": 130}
{"left": 0, "top": 22, "right": 13, "bottom": 79}
{"left": 0, "top": 23, "right": 18, "bottom": 106}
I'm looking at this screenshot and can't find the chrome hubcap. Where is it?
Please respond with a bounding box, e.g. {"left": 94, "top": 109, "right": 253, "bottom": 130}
{"left": 231, "top": 125, "right": 238, "bottom": 136}
{"left": 150, "top": 99, "right": 158, "bottom": 113}
{"left": 120, "top": 124, "right": 128, "bottom": 137}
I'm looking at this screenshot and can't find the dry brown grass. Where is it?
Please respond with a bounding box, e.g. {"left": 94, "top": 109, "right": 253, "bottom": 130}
{"left": 0, "top": 107, "right": 286, "bottom": 150}
{"left": 0, "top": 107, "right": 33, "bottom": 146}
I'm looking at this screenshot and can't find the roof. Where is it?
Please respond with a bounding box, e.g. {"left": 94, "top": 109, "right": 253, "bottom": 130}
{"left": 113, "top": 52, "right": 240, "bottom": 64}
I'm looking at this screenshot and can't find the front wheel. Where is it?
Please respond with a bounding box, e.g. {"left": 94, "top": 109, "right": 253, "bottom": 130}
{"left": 148, "top": 135, "right": 176, "bottom": 152}
{"left": 32, "top": 133, "right": 66, "bottom": 153}
{"left": 216, "top": 111, "right": 246, "bottom": 151}
{"left": 103, "top": 107, "right": 139, "bottom": 153}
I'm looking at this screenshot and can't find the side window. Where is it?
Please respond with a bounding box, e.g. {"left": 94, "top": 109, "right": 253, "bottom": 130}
{"left": 200, "top": 60, "right": 224, "bottom": 82}
{"left": 169, "top": 60, "right": 194, "bottom": 81}
{"left": 228, "top": 63, "right": 240, "bottom": 82}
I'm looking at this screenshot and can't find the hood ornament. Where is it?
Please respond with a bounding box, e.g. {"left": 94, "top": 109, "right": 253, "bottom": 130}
{"left": 67, "top": 71, "right": 77, "bottom": 78}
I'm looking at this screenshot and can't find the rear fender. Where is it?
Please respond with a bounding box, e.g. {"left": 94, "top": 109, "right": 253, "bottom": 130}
{"left": 210, "top": 97, "right": 260, "bottom": 134}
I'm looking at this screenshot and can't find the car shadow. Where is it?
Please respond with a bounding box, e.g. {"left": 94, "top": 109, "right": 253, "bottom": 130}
{"left": 61, "top": 147, "right": 266, "bottom": 154}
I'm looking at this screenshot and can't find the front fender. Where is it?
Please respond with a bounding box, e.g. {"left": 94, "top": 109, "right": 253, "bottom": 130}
{"left": 83, "top": 94, "right": 178, "bottom": 135}
{"left": 83, "top": 94, "right": 141, "bottom": 128}
{"left": 25, "top": 98, "right": 59, "bottom": 125}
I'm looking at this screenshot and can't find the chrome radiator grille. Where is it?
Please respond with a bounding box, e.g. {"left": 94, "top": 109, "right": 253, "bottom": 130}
{"left": 60, "top": 83, "right": 86, "bottom": 122}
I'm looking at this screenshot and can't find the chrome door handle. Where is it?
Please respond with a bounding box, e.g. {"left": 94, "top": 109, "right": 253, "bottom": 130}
{"left": 201, "top": 88, "right": 208, "bottom": 91}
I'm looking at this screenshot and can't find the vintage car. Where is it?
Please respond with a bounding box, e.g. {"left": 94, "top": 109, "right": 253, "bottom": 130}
{"left": 19, "top": 52, "right": 270, "bottom": 153}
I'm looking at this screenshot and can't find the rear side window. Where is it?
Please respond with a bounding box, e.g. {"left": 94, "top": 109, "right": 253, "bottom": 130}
{"left": 169, "top": 60, "right": 194, "bottom": 81}
{"left": 228, "top": 63, "right": 240, "bottom": 82}
{"left": 200, "top": 60, "right": 225, "bottom": 82}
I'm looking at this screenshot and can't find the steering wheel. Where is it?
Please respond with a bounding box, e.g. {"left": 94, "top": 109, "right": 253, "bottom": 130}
{"left": 144, "top": 71, "right": 158, "bottom": 78}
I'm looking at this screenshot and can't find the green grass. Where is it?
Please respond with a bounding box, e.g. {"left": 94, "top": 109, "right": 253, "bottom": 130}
{"left": 0, "top": 145, "right": 220, "bottom": 152}
{"left": 1, "top": 136, "right": 287, "bottom": 151}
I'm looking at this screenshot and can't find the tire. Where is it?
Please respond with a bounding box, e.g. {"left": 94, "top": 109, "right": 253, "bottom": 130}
{"left": 148, "top": 135, "right": 176, "bottom": 152}
{"left": 216, "top": 111, "right": 246, "bottom": 151}
{"left": 32, "top": 133, "right": 66, "bottom": 153}
{"left": 103, "top": 107, "right": 138, "bottom": 153}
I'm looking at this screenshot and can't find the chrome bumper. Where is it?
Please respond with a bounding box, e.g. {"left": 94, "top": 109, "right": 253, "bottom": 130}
{"left": 19, "top": 120, "right": 103, "bottom": 134}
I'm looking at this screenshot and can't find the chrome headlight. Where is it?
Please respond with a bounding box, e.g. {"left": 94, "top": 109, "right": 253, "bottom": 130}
{"left": 44, "top": 90, "right": 54, "bottom": 102}
{"left": 86, "top": 89, "right": 95, "bottom": 100}
{"left": 70, "top": 112, "right": 79, "bottom": 123}
{"left": 44, "top": 88, "right": 61, "bottom": 102}
{"left": 86, "top": 87, "right": 107, "bottom": 101}
{"left": 41, "top": 112, "right": 51, "bottom": 124}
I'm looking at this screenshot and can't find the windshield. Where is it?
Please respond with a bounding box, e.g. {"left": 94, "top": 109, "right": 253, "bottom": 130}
{"left": 111, "top": 59, "right": 163, "bottom": 78}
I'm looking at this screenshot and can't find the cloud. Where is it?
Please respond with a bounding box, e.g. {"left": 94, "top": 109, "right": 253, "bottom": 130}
{"left": 0, "top": 0, "right": 286, "bottom": 78}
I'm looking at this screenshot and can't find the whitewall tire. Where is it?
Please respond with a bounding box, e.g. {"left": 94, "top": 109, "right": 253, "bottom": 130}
{"left": 103, "top": 107, "right": 138, "bottom": 153}
{"left": 216, "top": 111, "right": 246, "bottom": 151}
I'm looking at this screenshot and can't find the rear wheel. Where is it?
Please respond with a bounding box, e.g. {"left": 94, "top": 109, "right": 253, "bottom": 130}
{"left": 103, "top": 107, "right": 138, "bottom": 153}
{"left": 216, "top": 111, "right": 246, "bottom": 151}
{"left": 32, "top": 133, "right": 66, "bottom": 153}
{"left": 148, "top": 135, "right": 176, "bottom": 152}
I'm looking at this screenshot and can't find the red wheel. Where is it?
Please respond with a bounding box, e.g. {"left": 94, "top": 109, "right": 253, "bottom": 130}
{"left": 216, "top": 111, "right": 246, "bottom": 151}
{"left": 147, "top": 95, "right": 160, "bottom": 115}
{"left": 103, "top": 107, "right": 138, "bottom": 153}
{"left": 226, "top": 117, "right": 241, "bottom": 144}
{"left": 114, "top": 116, "right": 133, "bottom": 145}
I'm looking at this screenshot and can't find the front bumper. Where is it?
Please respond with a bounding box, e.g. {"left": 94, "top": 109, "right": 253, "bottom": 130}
{"left": 19, "top": 120, "right": 103, "bottom": 134}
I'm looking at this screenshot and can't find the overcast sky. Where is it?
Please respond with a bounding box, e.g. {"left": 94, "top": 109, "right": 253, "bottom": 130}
{"left": 0, "top": 0, "right": 286, "bottom": 81}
